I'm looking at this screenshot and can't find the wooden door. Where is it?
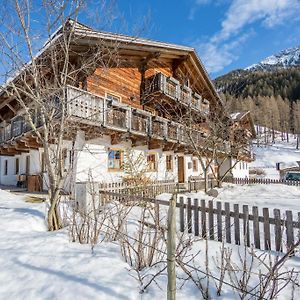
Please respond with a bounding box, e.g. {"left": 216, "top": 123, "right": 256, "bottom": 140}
{"left": 177, "top": 156, "right": 185, "bottom": 183}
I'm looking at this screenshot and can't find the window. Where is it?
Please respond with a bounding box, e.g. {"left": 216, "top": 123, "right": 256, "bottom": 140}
{"left": 166, "top": 155, "right": 173, "bottom": 171}
{"left": 106, "top": 93, "right": 121, "bottom": 102}
{"left": 4, "top": 160, "right": 8, "bottom": 175}
{"left": 108, "top": 149, "right": 124, "bottom": 171}
{"left": 15, "top": 158, "right": 19, "bottom": 175}
{"left": 192, "top": 159, "right": 198, "bottom": 172}
{"left": 147, "top": 154, "right": 157, "bottom": 171}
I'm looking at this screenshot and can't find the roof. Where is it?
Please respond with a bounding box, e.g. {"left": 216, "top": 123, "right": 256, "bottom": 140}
{"left": 230, "top": 111, "right": 256, "bottom": 138}
{"left": 0, "top": 19, "right": 222, "bottom": 105}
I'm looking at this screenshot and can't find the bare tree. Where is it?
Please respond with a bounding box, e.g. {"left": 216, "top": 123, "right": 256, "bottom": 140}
{"left": 0, "top": 0, "right": 120, "bottom": 230}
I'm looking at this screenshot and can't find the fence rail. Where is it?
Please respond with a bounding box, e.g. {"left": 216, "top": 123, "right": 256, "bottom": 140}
{"left": 98, "top": 179, "right": 177, "bottom": 198}
{"left": 224, "top": 177, "right": 300, "bottom": 186}
{"left": 99, "top": 191, "right": 300, "bottom": 255}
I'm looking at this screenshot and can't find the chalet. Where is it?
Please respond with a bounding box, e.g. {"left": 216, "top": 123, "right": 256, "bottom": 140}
{"left": 0, "top": 20, "right": 254, "bottom": 192}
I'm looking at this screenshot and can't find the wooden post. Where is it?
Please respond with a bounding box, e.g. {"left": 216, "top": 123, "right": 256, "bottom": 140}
{"left": 253, "top": 206, "right": 260, "bottom": 249}
{"left": 234, "top": 204, "right": 240, "bottom": 245}
{"left": 286, "top": 210, "right": 294, "bottom": 255}
{"left": 187, "top": 197, "right": 192, "bottom": 233}
{"left": 194, "top": 199, "right": 199, "bottom": 236}
{"left": 167, "top": 194, "right": 176, "bottom": 300}
{"left": 274, "top": 209, "right": 282, "bottom": 252}
{"left": 179, "top": 196, "right": 184, "bottom": 232}
{"left": 243, "top": 205, "right": 250, "bottom": 247}
{"left": 217, "top": 201, "right": 222, "bottom": 242}
{"left": 201, "top": 199, "right": 207, "bottom": 238}
{"left": 225, "top": 202, "right": 231, "bottom": 243}
{"left": 263, "top": 208, "right": 271, "bottom": 250}
{"left": 208, "top": 200, "right": 214, "bottom": 240}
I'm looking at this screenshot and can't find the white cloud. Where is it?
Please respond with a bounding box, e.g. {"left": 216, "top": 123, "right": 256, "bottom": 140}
{"left": 194, "top": 0, "right": 300, "bottom": 74}
{"left": 195, "top": 33, "right": 251, "bottom": 73}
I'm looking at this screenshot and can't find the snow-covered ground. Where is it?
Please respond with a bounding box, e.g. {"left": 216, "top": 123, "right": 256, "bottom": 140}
{"left": 250, "top": 132, "right": 300, "bottom": 179}
{"left": 187, "top": 183, "right": 300, "bottom": 213}
{"left": 1, "top": 184, "right": 300, "bottom": 299}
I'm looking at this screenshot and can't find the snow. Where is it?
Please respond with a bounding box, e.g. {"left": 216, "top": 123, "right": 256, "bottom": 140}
{"left": 187, "top": 183, "right": 300, "bottom": 213}
{"left": 245, "top": 45, "right": 300, "bottom": 70}
{"left": 250, "top": 131, "right": 300, "bottom": 179}
{"left": 1, "top": 184, "right": 300, "bottom": 299}
{"left": 1, "top": 129, "right": 300, "bottom": 299}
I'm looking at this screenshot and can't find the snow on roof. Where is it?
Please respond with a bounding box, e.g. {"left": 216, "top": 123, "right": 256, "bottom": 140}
{"left": 230, "top": 111, "right": 250, "bottom": 121}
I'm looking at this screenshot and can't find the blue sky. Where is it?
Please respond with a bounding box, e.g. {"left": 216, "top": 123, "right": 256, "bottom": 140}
{"left": 111, "top": 0, "right": 300, "bottom": 78}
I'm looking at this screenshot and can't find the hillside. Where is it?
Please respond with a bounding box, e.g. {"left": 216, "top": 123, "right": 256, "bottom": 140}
{"left": 214, "top": 45, "right": 300, "bottom": 133}
{"left": 215, "top": 67, "right": 300, "bottom": 101}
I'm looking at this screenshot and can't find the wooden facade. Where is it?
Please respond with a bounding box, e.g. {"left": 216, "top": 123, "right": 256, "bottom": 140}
{"left": 0, "top": 20, "right": 254, "bottom": 187}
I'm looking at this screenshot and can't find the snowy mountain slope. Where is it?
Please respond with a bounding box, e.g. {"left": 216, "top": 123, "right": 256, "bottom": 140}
{"left": 245, "top": 45, "right": 300, "bottom": 71}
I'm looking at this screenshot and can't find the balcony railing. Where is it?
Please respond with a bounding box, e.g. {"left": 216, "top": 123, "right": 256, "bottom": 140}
{"left": 145, "top": 72, "right": 210, "bottom": 114}
{"left": 0, "top": 86, "right": 215, "bottom": 154}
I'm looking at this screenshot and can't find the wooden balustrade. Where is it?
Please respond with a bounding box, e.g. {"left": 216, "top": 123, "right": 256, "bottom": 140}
{"left": 131, "top": 113, "right": 148, "bottom": 134}
{"left": 145, "top": 72, "right": 209, "bottom": 113}
{"left": 0, "top": 86, "right": 213, "bottom": 154}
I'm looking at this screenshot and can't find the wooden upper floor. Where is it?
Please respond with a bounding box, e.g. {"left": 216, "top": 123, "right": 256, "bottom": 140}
{"left": 0, "top": 20, "right": 238, "bottom": 156}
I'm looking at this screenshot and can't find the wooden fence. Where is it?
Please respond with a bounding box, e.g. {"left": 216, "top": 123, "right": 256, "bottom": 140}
{"left": 98, "top": 179, "right": 177, "bottom": 198}
{"left": 224, "top": 177, "right": 300, "bottom": 186}
{"left": 99, "top": 191, "right": 300, "bottom": 255}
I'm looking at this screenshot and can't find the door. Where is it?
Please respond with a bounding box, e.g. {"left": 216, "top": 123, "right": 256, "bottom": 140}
{"left": 177, "top": 156, "right": 185, "bottom": 183}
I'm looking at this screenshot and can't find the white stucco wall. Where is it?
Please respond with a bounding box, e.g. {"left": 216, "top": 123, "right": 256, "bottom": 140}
{"left": 0, "top": 149, "right": 42, "bottom": 186}
{"left": 231, "top": 159, "right": 249, "bottom": 178}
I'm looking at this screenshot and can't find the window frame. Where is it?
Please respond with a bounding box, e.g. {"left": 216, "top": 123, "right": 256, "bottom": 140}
{"left": 105, "top": 92, "right": 121, "bottom": 103}
{"left": 166, "top": 155, "right": 173, "bottom": 172}
{"left": 192, "top": 159, "right": 198, "bottom": 172}
{"left": 107, "top": 149, "right": 124, "bottom": 172}
{"left": 147, "top": 153, "right": 157, "bottom": 172}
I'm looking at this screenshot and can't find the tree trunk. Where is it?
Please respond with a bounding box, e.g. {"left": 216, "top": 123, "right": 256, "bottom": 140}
{"left": 47, "top": 191, "right": 62, "bottom": 231}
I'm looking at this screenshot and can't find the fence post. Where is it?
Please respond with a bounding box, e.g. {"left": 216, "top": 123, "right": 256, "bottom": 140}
{"left": 274, "top": 209, "right": 282, "bottom": 252}
{"left": 201, "top": 199, "right": 207, "bottom": 238}
{"left": 217, "top": 201, "right": 222, "bottom": 242}
{"left": 253, "top": 206, "right": 260, "bottom": 249}
{"left": 208, "top": 200, "right": 214, "bottom": 240}
{"left": 194, "top": 199, "right": 199, "bottom": 236}
{"left": 187, "top": 198, "right": 192, "bottom": 233}
{"left": 167, "top": 194, "right": 176, "bottom": 300}
{"left": 263, "top": 208, "right": 271, "bottom": 251}
{"left": 225, "top": 202, "right": 231, "bottom": 243}
{"left": 286, "top": 210, "right": 294, "bottom": 255}
{"left": 179, "top": 196, "right": 184, "bottom": 232}
{"left": 234, "top": 204, "right": 240, "bottom": 245}
{"left": 243, "top": 205, "right": 250, "bottom": 247}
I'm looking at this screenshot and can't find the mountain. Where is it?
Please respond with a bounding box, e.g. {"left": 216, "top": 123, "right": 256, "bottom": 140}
{"left": 245, "top": 45, "right": 300, "bottom": 71}
{"left": 213, "top": 45, "right": 300, "bottom": 134}
{"left": 214, "top": 44, "right": 300, "bottom": 101}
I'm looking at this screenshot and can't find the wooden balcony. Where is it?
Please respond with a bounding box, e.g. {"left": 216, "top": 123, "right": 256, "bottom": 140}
{"left": 0, "top": 86, "right": 210, "bottom": 154}
{"left": 145, "top": 72, "right": 210, "bottom": 114}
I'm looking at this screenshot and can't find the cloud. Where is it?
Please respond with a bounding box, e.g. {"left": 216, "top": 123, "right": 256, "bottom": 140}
{"left": 195, "top": 33, "right": 251, "bottom": 73}
{"left": 194, "top": 0, "right": 300, "bottom": 74}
